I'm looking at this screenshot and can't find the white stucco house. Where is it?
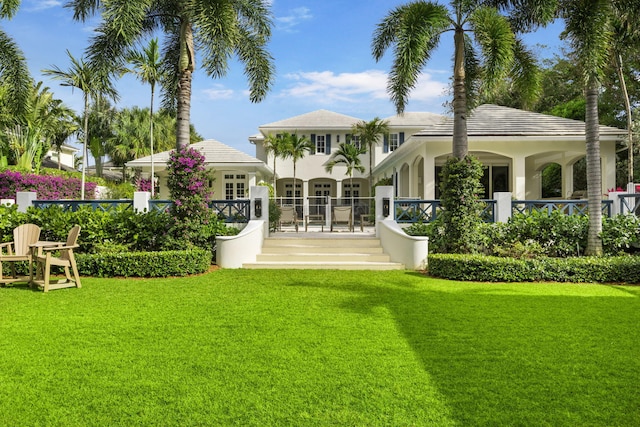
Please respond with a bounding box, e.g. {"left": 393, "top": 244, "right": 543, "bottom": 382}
{"left": 126, "top": 139, "right": 272, "bottom": 199}
{"left": 127, "top": 104, "right": 626, "bottom": 207}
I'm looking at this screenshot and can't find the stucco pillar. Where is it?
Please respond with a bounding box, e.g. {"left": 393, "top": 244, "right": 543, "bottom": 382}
{"left": 513, "top": 157, "right": 526, "bottom": 200}
{"left": 133, "top": 191, "right": 150, "bottom": 213}
{"left": 302, "top": 180, "right": 309, "bottom": 217}
{"left": 336, "top": 180, "right": 343, "bottom": 204}
{"left": 424, "top": 157, "right": 435, "bottom": 199}
{"left": 248, "top": 172, "right": 257, "bottom": 188}
{"left": 494, "top": 192, "right": 512, "bottom": 222}
{"left": 249, "top": 185, "right": 269, "bottom": 236}
{"left": 17, "top": 191, "right": 37, "bottom": 213}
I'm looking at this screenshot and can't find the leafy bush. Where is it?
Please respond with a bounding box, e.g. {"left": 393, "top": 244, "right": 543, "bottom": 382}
{"left": 76, "top": 249, "right": 212, "bottom": 277}
{"left": 602, "top": 214, "right": 640, "bottom": 255}
{"left": 428, "top": 253, "right": 640, "bottom": 283}
{"left": 0, "top": 169, "right": 97, "bottom": 199}
{"left": 439, "top": 156, "right": 485, "bottom": 253}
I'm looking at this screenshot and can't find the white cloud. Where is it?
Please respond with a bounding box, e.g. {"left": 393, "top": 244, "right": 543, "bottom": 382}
{"left": 280, "top": 70, "right": 448, "bottom": 104}
{"left": 24, "top": 0, "right": 62, "bottom": 11}
{"left": 276, "top": 7, "right": 312, "bottom": 32}
{"left": 203, "top": 85, "right": 234, "bottom": 100}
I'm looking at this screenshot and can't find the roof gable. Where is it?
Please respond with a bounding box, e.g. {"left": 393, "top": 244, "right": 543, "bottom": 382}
{"left": 414, "top": 104, "right": 626, "bottom": 137}
{"left": 127, "top": 139, "right": 263, "bottom": 166}
{"left": 260, "top": 109, "right": 362, "bottom": 130}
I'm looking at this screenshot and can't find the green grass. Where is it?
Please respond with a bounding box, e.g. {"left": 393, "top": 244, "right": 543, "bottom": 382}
{"left": 1, "top": 271, "right": 639, "bottom": 426}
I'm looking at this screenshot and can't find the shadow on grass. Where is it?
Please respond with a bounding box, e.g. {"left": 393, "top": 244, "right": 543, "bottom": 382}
{"left": 292, "top": 273, "right": 640, "bottom": 426}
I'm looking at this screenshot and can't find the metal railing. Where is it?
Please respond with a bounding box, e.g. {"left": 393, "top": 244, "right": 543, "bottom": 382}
{"left": 32, "top": 199, "right": 133, "bottom": 212}
{"left": 394, "top": 199, "right": 496, "bottom": 223}
{"left": 512, "top": 199, "right": 613, "bottom": 217}
{"left": 619, "top": 193, "right": 640, "bottom": 214}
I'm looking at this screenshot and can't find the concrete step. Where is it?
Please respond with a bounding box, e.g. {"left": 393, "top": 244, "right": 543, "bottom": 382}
{"left": 244, "top": 236, "right": 405, "bottom": 270}
{"left": 243, "top": 261, "right": 405, "bottom": 270}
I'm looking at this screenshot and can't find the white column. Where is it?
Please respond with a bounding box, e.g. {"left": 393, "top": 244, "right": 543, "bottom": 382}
{"left": 513, "top": 157, "right": 526, "bottom": 200}
{"left": 336, "top": 179, "right": 343, "bottom": 205}
{"left": 424, "top": 157, "right": 435, "bottom": 199}
{"left": 302, "top": 180, "right": 309, "bottom": 217}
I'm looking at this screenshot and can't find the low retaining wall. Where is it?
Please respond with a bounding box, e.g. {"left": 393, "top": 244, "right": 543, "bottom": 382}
{"left": 216, "top": 220, "right": 266, "bottom": 268}
{"left": 377, "top": 219, "right": 429, "bottom": 270}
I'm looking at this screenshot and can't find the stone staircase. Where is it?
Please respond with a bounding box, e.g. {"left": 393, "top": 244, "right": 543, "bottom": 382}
{"left": 243, "top": 235, "right": 405, "bottom": 270}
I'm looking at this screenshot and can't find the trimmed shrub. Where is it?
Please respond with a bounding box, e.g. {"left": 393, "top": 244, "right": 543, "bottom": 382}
{"left": 428, "top": 253, "right": 640, "bottom": 283}
{"left": 76, "top": 249, "right": 212, "bottom": 277}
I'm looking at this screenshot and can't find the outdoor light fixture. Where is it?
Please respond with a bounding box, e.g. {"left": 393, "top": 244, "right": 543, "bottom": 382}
{"left": 254, "top": 198, "right": 262, "bottom": 218}
{"left": 382, "top": 198, "right": 390, "bottom": 217}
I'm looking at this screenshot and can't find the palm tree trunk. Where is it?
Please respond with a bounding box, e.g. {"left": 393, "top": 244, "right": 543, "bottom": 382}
{"left": 452, "top": 27, "right": 468, "bottom": 159}
{"left": 150, "top": 84, "right": 155, "bottom": 197}
{"left": 273, "top": 158, "right": 277, "bottom": 201}
{"left": 585, "top": 81, "right": 603, "bottom": 256}
{"left": 81, "top": 94, "right": 89, "bottom": 200}
{"left": 616, "top": 53, "right": 634, "bottom": 184}
{"left": 176, "top": 20, "right": 195, "bottom": 149}
{"left": 368, "top": 146, "right": 373, "bottom": 196}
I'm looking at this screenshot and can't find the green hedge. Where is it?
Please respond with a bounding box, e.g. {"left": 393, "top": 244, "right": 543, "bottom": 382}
{"left": 76, "top": 249, "right": 212, "bottom": 278}
{"left": 428, "top": 253, "right": 640, "bottom": 283}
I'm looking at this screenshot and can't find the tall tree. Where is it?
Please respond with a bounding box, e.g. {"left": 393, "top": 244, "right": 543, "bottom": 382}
{"left": 43, "top": 51, "right": 117, "bottom": 199}
{"left": 372, "top": 0, "right": 553, "bottom": 159}
{"left": 0, "top": 0, "right": 32, "bottom": 119}
{"left": 68, "top": 0, "right": 275, "bottom": 148}
{"left": 351, "top": 117, "right": 389, "bottom": 194}
{"left": 325, "top": 142, "right": 367, "bottom": 230}
{"left": 126, "top": 38, "right": 163, "bottom": 196}
{"left": 285, "top": 133, "right": 313, "bottom": 215}
{"left": 263, "top": 133, "right": 292, "bottom": 200}
{"left": 561, "top": 0, "right": 626, "bottom": 256}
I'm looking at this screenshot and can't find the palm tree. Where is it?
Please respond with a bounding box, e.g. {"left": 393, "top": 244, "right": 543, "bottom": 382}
{"left": 43, "top": 51, "right": 117, "bottom": 199}
{"left": 561, "top": 0, "right": 640, "bottom": 255}
{"left": 126, "top": 38, "right": 163, "bottom": 196}
{"left": 68, "top": 0, "right": 275, "bottom": 148}
{"left": 372, "top": 1, "right": 554, "bottom": 159}
{"left": 325, "top": 142, "right": 367, "bottom": 230}
{"left": 263, "top": 133, "right": 292, "bottom": 201}
{"left": 0, "top": 1, "right": 32, "bottom": 119}
{"left": 285, "top": 133, "right": 313, "bottom": 216}
{"left": 351, "top": 117, "right": 389, "bottom": 194}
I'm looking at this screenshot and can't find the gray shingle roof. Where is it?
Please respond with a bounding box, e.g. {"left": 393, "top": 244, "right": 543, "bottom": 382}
{"left": 260, "top": 109, "right": 362, "bottom": 130}
{"left": 414, "top": 104, "right": 626, "bottom": 137}
{"left": 384, "top": 111, "right": 446, "bottom": 127}
{"left": 127, "top": 139, "right": 264, "bottom": 167}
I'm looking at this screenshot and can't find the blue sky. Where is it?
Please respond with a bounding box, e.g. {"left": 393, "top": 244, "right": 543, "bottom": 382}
{"left": 5, "top": 0, "right": 566, "bottom": 157}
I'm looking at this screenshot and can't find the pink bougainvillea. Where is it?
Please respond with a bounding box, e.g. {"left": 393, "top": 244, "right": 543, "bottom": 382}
{"left": 0, "top": 170, "right": 96, "bottom": 200}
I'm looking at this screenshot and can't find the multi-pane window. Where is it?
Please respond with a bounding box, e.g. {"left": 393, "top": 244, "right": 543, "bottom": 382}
{"left": 351, "top": 135, "right": 361, "bottom": 150}
{"left": 316, "top": 135, "right": 326, "bottom": 154}
{"left": 224, "top": 173, "right": 246, "bottom": 200}
{"left": 389, "top": 133, "right": 399, "bottom": 152}
{"left": 344, "top": 183, "right": 360, "bottom": 202}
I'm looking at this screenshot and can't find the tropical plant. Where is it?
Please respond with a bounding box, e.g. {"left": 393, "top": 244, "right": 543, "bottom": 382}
{"left": 372, "top": 0, "right": 553, "bottom": 159}
{"left": 43, "top": 50, "right": 118, "bottom": 199}
{"left": 559, "top": 0, "right": 640, "bottom": 255}
{"left": 285, "top": 133, "right": 313, "bottom": 214}
{"left": 0, "top": 1, "right": 32, "bottom": 119}
{"left": 262, "top": 133, "right": 292, "bottom": 200}
{"left": 325, "top": 142, "right": 366, "bottom": 228}
{"left": 1, "top": 82, "right": 76, "bottom": 171}
{"left": 126, "top": 38, "right": 163, "bottom": 196}
{"left": 67, "top": 0, "right": 275, "bottom": 148}
{"left": 351, "top": 117, "right": 389, "bottom": 194}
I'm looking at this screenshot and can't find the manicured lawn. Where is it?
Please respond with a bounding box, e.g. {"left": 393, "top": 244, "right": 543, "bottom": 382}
{"left": 1, "top": 270, "right": 639, "bottom": 426}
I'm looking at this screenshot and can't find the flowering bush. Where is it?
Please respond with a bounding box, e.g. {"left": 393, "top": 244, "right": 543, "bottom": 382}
{"left": 165, "top": 146, "right": 214, "bottom": 249}
{"left": 0, "top": 169, "right": 96, "bottom": 199}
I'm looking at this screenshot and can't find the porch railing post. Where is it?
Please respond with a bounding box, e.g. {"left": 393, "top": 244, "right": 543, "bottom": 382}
{"left": 16, "top": 191, "right": 37, "bottom": 213}
{"left": 494, "top": 192, "right": 512, "bottom": 223}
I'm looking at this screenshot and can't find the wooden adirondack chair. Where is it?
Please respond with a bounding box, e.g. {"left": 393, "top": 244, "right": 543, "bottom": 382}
{"left": 33, "top": 225, "right": 81, "bottom": 292}
{"left": 0, "top": 224, "right": 41, "bottom": 285}
{"left": 331, "top": 206, "right": 353, "bottom": 232}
